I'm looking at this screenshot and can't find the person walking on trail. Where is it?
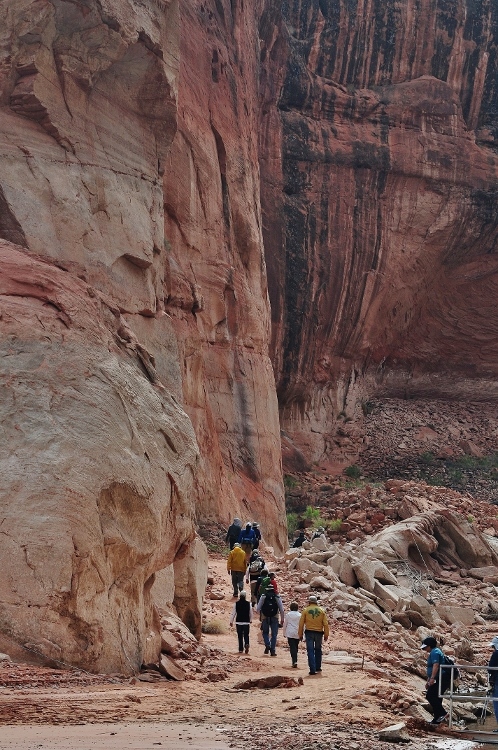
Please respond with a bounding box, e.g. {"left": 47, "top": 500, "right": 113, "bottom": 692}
{"left": 420, "top": 636, "right": 450, "bottom": 725}
{"left": 255, "top": 570, "right": 277, "bottom": 601}
{"left": 246, "top": 550, "right": 265, "bottom": 605}
{"left": 487, "top": 636, "right": 498, "bottom": 730}
{"left": 283, "top": 601, "right": 301, "bottom": 668}
{"left": 226, "top": 518, "right": 242, "bottom": 550}
{"left": 298, "top": 594, "right": 329, "bottom": 675}
{"left": 227, "top": 543, "right": 247, "bottom": 597}
{"left": 229, "top": 590, "right": 253, "bottom": 654}
{"left": 256, "top": 587, "right": 284, "bottom": 656}
{"left": 252, "top": 522, "right": 262, "bottom": 549}
{"left": 292, "top": 530, "right": 306, "bottom": 548}
{"left": 238, "top": 522, "right": 256, "bottom": 560}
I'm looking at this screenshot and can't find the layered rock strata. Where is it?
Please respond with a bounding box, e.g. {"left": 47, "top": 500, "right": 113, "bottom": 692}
{"left": 163, "top": 0, "right": 286, "bottom": 545}
{"left": 0, "top": 0, "right": 286, "bottom": 672}
{"left": 260, "top": 0, "right": 498, "bottom": 465}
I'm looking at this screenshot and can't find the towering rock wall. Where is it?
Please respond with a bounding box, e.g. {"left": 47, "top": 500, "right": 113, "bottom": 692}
{"left": 0, "top": 0, "right": 286, "bottom": 673}
{"left": 260, "top": 0, "right": 498, "bottom": 465}
{"left": 163, "top": 1, "right": 286, "bottom": 546}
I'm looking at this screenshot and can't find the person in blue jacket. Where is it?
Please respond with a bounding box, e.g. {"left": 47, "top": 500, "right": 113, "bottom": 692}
{"left": 421, "top": 636, "right": 450, "bottom": 725}
{"left": 238, "top": 522, "right": 256, "bottom": 561}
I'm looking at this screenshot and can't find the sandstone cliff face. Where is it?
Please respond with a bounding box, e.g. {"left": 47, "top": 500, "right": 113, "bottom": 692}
{"left": 260, "top": 0, "right": 498, "bottom": 465}
{"left": 0, "top": 242, "right": 198, "bottom": 673}
{"left": 163, "top": 1, "right": 286, "bottom": 546}
{"left": 0, "top": 0, "right": 286, "bottom": 672}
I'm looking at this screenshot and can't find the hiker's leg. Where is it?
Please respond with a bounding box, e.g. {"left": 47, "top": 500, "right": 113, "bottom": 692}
{"left": 236, "top": 624, "right": 244, "bottom": 652}
{"left": 426, "top": 682, "right": 444, "bottom": 719}
{"left": 242, "top": 625, "right": 249, "bottom": 649}
{"left": 288, "top": 638, "right": 299, "bottom": 664}
{"left": 270, "top": 617, "right": 279, "bottom": 652}
{"left": 493, "top": 682, "right": 498, "bottom": 723}
{"left": 231, "top": 572, "right": 238, "bottom": 596}
{"left": 261, "top": 617, "right": 271, "bottom": 649}
{"left": 315, "top": 632, "right": 323, "bottom": 671}
{"left": 305, "top": 631, "right": 316, "bottom": 673}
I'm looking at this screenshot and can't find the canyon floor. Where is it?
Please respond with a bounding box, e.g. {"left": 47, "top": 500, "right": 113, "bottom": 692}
{"left": 1, "top": 549, "right": 498, "bottom": 750}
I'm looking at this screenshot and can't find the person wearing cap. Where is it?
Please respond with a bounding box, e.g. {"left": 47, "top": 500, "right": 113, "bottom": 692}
{"left": 312, "top": 527, "right": 325, "bottom": 541}
{"left": 298, "top": 595, "right": 329, "bottom": 675}
{"left": 227, "top": 543, "right": 247, "bottom": 597}
{"left": 487, "top": 636, "right": 498, "bottom": 730}
{"left": 420, "top": 636, "right": 450, "bottom": 725}
{"left": 229, "top": 590, "right": 253, "bottom": 654}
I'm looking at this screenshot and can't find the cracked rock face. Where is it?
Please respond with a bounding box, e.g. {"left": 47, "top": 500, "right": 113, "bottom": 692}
{"left": 0, "top": 242, "right": 198, "bottom": 673}
{"left": 260, "top": 0, "right": 498, "bottom": 463}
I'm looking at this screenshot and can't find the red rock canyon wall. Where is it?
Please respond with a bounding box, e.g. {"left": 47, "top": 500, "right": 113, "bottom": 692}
{"left": 260, "top": 0, "right": 498, "bottom": 466}
{"left": 0, "top": 0, "right": 285, "bottom": 673}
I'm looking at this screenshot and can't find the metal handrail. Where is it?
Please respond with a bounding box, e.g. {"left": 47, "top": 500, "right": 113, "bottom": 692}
{"left": 438, "top": 664, "right": 497, "bottom": 729}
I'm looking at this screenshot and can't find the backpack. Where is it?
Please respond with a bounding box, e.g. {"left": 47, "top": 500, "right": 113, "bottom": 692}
{"left": 442, "top": 654, "right": 460, "bottom": 680}
{"left": 261, "top": 588, "right": 279, "bottom": 618}
{"left": 250, "top": 558, "right": 264, "bottom": 574}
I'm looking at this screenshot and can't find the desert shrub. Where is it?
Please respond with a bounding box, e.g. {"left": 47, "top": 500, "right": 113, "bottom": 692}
{"left": 326, "top": 518, "right": 342, "bottom": 533}
{"left": 202, "top": 618, "right": 228, "bottom": 635}
{"left": 344, "top": 464, "right": 361, "bottom": 479}
{"left": 287, "top": 511, "right": 299, "bottom": 538}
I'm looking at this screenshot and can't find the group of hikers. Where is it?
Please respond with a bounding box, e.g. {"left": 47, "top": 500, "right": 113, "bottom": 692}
{"left": 225, "top": 519, "right": 329, "bottom": 674}
{"left": 225, "top": 517, "right": 498, "bottom": 727}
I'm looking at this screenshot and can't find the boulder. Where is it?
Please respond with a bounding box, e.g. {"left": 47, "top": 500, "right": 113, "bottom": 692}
{"left": 468, "top": 566, "right": 498, "bottom": 580}
{"left": 352, "top": 558, "right": 397, "bottom": 592}
{"left": 310, "top": 536, "right": 328, "bottom": 551}
{"left": 158, "top": 654, "right": 186, "bottom": 681}
{"left": 361, "top": 603, "right": 391, "bottom": 626}
{"left": 408, "top": 595, "right": 435, "bottom": 627}
{"left": 377, "top": 723, "right": 411, "bottom": 743}
{"left": 435, "top": 605, "right": 475, "bottom": 626}
{"left": 160, "top": 630, "right": 181, "bottom": 657}
{"left": 309, "top": 575, "right": 333, "bottom": 591}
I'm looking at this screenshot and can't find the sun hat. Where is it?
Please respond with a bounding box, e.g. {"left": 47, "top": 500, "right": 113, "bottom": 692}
{"left": 488, "top": 636, "right": 498, "bottom": 648}
{"left": 309, "top": 595, "right": 318, "bottom": 603}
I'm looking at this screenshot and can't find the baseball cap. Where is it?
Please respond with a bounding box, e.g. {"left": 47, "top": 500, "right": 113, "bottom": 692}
{"left": 421, "top": 636, "right": 437, "bottom": 649}
{"left": 488, "top": 636, "right": 498, "bottom": 648}
{"left": 309, "top": 595, "right": 318, "bottom": 603}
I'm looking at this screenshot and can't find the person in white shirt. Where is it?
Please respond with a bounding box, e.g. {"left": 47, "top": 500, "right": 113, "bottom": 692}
{"left": 283, "top": 601, "right": 301, "bottom": 668}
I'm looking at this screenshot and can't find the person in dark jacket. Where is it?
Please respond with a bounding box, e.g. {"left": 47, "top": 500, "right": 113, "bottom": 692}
{"left": 488, "top": 636, "right": 498, "bottom": 728}
{"left": 421, "top": 636, "right": 450, "bottom": 725}
{"left": 229, "top": 591, "right": 253, "bottom": 653}
{"left": 225, "top": 517, "right": 242, "bottom": 550}
{"left": 292, "top": 530, "right": 306, "bottom": 548}
{"left": 252, "top": 522, "right": 262, "bottom": 549}
{"left": 238, "top": 522, "right": 256, "bottom": 561}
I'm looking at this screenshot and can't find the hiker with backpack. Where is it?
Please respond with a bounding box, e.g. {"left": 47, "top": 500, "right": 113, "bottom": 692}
{"left": 246, "top": 550, "right": 265, "bottom": 604}
{"left": 254, "top": 570, "right": 277, "bottom": 601}
{"left": 229, "top": 591, "right": 253, "bottom": 654}
{"left": 252, "top": 522, "right": 262, "bottom": 549}
{"left": 238, "top": 522, "right": 256, "bottom": 561}
{"left": 256, "top": 587, "right": 284, "bottom": 656}
{"left": 420, "top": 636, "right": 451, "bottom": 725}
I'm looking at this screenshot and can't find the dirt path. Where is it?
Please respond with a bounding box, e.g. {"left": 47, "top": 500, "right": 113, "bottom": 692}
{"left": 0, "top": 555, "right": 453, "bottom": 749}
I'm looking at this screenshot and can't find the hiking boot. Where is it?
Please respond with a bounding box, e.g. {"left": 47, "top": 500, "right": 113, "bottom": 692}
{"left": 316, "top": 668, "right": 322, "bottom": 672}
{"left": 309, "top": 671, "right": 316, "bottom": 675}
{"left": 435, "top": 713, "right": 449, "bottom": 725}
{"left": 245, "top": 646, "right": 249, "bottom": 654}
{"left": 270, "top": 651, "right": 276, "bottom": 656}
{"left": 292, "top": 662, "right": 297, "bottom": 668}
{"left": 264, "top": 647, "right": 270, "bottom": 654}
